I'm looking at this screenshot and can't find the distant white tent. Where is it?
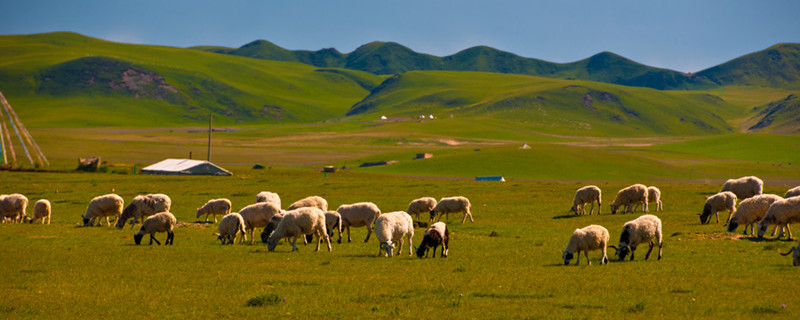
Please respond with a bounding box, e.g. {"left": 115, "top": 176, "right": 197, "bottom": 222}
{"left": 380, "top": 115, "right": 388, "bottom": 120}
{"left": 141, "top": 158, "right": 232, "bottom": 176}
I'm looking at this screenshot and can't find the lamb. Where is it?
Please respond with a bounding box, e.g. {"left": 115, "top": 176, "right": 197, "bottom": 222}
{"left": 337, "top": 202, "right": 381, "bottom": 243}
{"left": 267, "top": 207, "right": 331, "bottom": 252}
{"left": 608, "top": 214, "right": 663, "bottom": 261}
{"left": 115, "top": 194, "right": 171, "bottom": 229}
{"left": 238, "top": 202, "right": 282, "bottom": 242}
{"left": 255, "top": 191, "right": 281, "bottom": 208}
{"left": 562, "top": 224, "right": 609, "bottom": 265}
{"left": 374, "top": 211, "right": 414, "bottom": 257}
{"left": 721, "top": 176, "right": 763, "bottom": 200}
{"left": 727, "top": 194, "right": 784, "bottom": 235}
{"left": 407, "top": 197, "right": 437, "bottom": 220}
{"left": 699, "top": 191, "right": 737, "bottom": 224}
{"left": 213, "top": 212, "right": 246, "bottom": 245}
{"left": 133, "top": 211, "right": 176, "bottom": 245}
{"left": 28, "top": 199, "right": 51, "bottom": 224}
{"left": 287, "top": 196, "right": 328, "bottom": 212}
{"left": 609, "top": 184, "right": 648, "bottom": 214}
{"left": 0, "top": 193, "right": 28, "bottom": 223}
{"left": 196, "top": 198, "right": 232, "bottom": 223}
{"left": 416, "top": 222, "right": 449, "bottom": 258}
{"left": 785, "top": 186, "right": 800, "bottom": 199}
{"left": 779, "top": 238, "right": 800, "bottom": 266}
{"left": 83, "top": 194, "right": 124, "bottom": 227}
{"left": 570, "top": 185, "right": 601, "bottom": 215}
{"left": 430, "top": 196, "right": 473, "bottom": 223}
{"left": 757, "top": 196, "right": 800, "bottom": 239}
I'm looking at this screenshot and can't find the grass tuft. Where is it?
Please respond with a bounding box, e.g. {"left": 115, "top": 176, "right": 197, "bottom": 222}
{"left": 245, "top": 293, "right": 282, "bottom": 307}
{"left": 625, "top": 302, "right": 646, "bottom": 313}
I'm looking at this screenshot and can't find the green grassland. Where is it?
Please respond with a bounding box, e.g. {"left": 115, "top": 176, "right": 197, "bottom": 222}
{"left": 1, "top": 169, "right": 799, "bottom": 319}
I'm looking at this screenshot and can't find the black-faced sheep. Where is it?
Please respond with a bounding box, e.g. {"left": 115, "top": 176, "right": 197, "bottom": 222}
{"left": 779, "top": 238, "right": 800, "bottom": 266}
{"left": 700, "top": 191, "right": 737, "bottom": 225}
{"left": 213, "top": 212, "right": 246, "bottom": 245}
{"left": 570, "top": 185, "right": 601, "bottom": 215}
{"left": 260, "top": 212, "right": 285, "bottom": 244}
{"left": 374, "top": 211, "right": 414, "bottom": 257}
{"left": 416, "top": 222, "right": 449, "bottom": 258}
{"left": 196, "top": 198, "right": 231, "bottom": 223}
{"left": 287, "top": 196, "right": 328, "bottom": 212}
{"left": 609, "top": 214, "right": 662, "bottom": 261}
{"left": 116, "top": 194, "right": 171, "bottom": 229}
{"left": 785, "top": 186, "right": 800, "bottom": 199}
{"left": 28, "top": 199, "right": 51, "bottom": 224}
{"left": 757, "top": 196, "right": 800, "bottom": 239}
{"left": 337, "top": 202, "right": 381, "bottom": 243}
{"left": 238, "top": 202, "right": 282, "bottom": 243}
{"left": 430, "top": 196, "right": 473, "bottom": 223}
{"left": 610, "top": 184, "right": 648, "bottom": 214}
{"left": 727, "top": 194, "right": 783, "bottom": 235}
{"left": 267, "top": 207, "right": 331, "bottom": 252}
{"left": 0, "top": 193, "right": 28, "bottom": 223}
{"left": 255, "top": 191, "right": 281, "bottom": 208}
{"left": 721, "top": 176, "right": 763, "bottom": 200}
{"left": 407, "top": 197, "right": 437, "bottom": 220}
{"left": 83, "top": 194, "right": 124, "bottom": 227}
{"left": 562, "top": 224, "right": 609, "bottom": 265}
{"left": 133, "top": 211, "right": 176, "bottom": 245}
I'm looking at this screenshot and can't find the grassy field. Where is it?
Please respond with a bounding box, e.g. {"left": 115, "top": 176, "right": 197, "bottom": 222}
{"left": 1, "top": 169, "right": 799, "bottom": 319}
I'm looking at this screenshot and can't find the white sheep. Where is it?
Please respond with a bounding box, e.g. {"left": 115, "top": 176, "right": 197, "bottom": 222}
{"left": 633, "top": 186, "right": 664, "bottom": 212}
{"left": 83, "top": 194, "right": 124, "bottom": 227}
{"left": 430, "top": 196, "right": 473, "bottom": 223}
{"left": 700, "top": 191, "right": 737, "bottom": 224}
{"left": 726, "top": 194, "right": 784, "bottom": 235}
{"left": 721, "top": 176, "right": 763, "bottom": 200}
{"left": 609, "top": 214, "right": 662, "bottom": 261}
{"left": 299, "top": 210, "right": 344, "bottom": 245}
{"left": 255, "top": 191, "right": 281, "bottom": 208}
{"left": 757, "top": 196, "right": 800, "bottom": 239}
{"left": 337, "top": 202, "right": 381, "bottom": 243}
{"left": 610, "top": 184, "right": 648, "bottom": 214}
{"left": 570, "top": 185, "right": 601, "bottom": 215}
{"left": 374, "top": 211, "right": 414, "bottom": 257}
{"left": 785, "top": 186, "right": 800, "bottom": 199}
{"left": 133, "top": 211, "right": 176, "bottom": 245}
{"left": 267, "top": 207, "right": 331, "bottom": 252}
{"left": 416, "top": 222, "right": 450, "bottom": 258}
{"left": 287, "top": 196, "right": 328, "bottom": 211}
{"left": 28, "top": 199, "right": 51, "bottom": 224}
{"left": 115, "top": 194, "right": 171, "bottom": 229}
{"left": 407, "top": 197, "right": 437, "bottom": 220}
{"left": 196, "top": 198, "right": 232, "bottom": 223}
{"left": 213, "top": 212, "right": 246, "bottom": 245}
{"left": 779, "top": 238, "right": 800, "bottom": 266}
{"left": 562, "top": 224, "right": 609, "bottom": 265}
{"left": 0, "top": 193, "right": 28, "bottom": 223}
{"left": 238, "top": 202, "right": 282, "bottom": 242}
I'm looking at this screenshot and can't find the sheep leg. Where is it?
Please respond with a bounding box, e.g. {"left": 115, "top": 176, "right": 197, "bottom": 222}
{"left": 574, "top": 251, "right": 580, "bottom": 265}
{"left": 588, "top": 202, "right": 594, "bottom": 215}
{"left": 314, "top": 230, "right": 321, "bottom": 252}
{"left": 166, "top": 231, "right": 174, "bottom": 245}
{"left": 398, "top": 238, "right": 404, "bottom": 255}
{"left": 150, "top": 234, "right": 162, "bottom": 245}
{"left": 601, "top": 247, "right": 608, "bottom": 265}
{"left": 204, "top": 214, "right": 209, "bottom": 223}
{"left": 644, "top": 241, "right": 655, "bottom": 260}
{"left": 629, "top": 246, "right": 637, "bottom": 261}
{"left": 213, "top": 215, "right": 218, "bottom": 223}
{"left": 787, "top": 225, "right": 793, "bottom": 240}
{"left": 584, "top": 250, "right": 591, "bottom": 265}
{"left": 408, "top": 235, "right": 413, "bottom": 256}
{"left": 323, "top": 229, "right": 332, "bottom": 252}
{"left": 290, "top": 236, "right": 299, "bottom": 251}
{"left": 364, "top": 225, "right": 372, "bottom": 243}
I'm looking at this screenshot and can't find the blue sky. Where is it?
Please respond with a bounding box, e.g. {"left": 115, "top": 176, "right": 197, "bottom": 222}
{"left": 2, "top": 0, "right": 798, "bottom": 73}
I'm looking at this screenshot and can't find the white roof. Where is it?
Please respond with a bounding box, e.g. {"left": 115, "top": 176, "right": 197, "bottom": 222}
{"left": 141, "top": 158, "right": 232, "bottom": 176}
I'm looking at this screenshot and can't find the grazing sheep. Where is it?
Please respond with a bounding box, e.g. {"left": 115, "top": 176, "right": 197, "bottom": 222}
{"left": 255, "top": 191, "right": 281, "bottom": 208}
{"left": 287, "top": 196, "right": 328, "bottom": 212}
{"left": 757, "top": 196, "right": 800, "bottom": 239}
{"left": 562, "top": 225, "right": 609, "bottom": 265}
{"left": 407, "top": 197, "right": 437, "bottom": 220}
{"left": 337, "top": 202, "right": 381, "bottom": 243}
{"left": 374, "top": 211, "right": 414, "bottom": 257}
{"left": 727, "top": 194, "right": 784, "bottom": 235}
{"left": 213, "top": 212, "right": 246, "bottom": 245}
{"left": 0, "top": 193, "right": 28, "bottom": 223}
{"left": 239, "top": 202, "right": 282, "bottom": 243}
{"left": 430, "top": 196, "right": 473, "bottom": 223}
{"left": 260, "top": 212, "right": 285, "bottom": 244}
{"left": 785, "top": 186, "right": 800, "bottom": 199}
{"left": 28, "top": 199, "right": 51, "bottom": 224}
{"left": 721, "top": 176, "right": 763, "bottom": 200}
{"left": 115, "top": 194, "right": 171, "bottom": 229}
{"left": 570, "top": 185, "right": 602, "bottom": 215}
{"left": 700, "top": 191, "right": 737, "bottom": 225}
{"left": 416, "top": 222, "right": 449, "bottom": 258}
{"left": 267, "top": 207, "right": 331, "bottom": 252}
{"left": 779, "top": 238, "right": 800, "bottom": 266}
{"left": 196, "top": 198, "right": 232, "bottom": 223}
{"left": 83, "top": 194, "right": 124, "bottom": 227}
{"left": 301, "top": 210, "right": 344, "bottom": 245}
{"left": 609, "top": 214, "right": 662, "bottom": 261}
{"left": 610, "top": 184, "right": 648, "bottom": 214}
{"left": 133, "top": 211, "right": 176, "bottom": 245}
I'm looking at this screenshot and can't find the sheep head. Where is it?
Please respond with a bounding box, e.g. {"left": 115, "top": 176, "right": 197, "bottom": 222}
{"left": 82, "top": 217, "right": 92, "bottom": 227}
{"left": 133, "top": 233, "right": 144, "bottom": 245}
{"left": 609, "top": 204, "right": 619, "bottom": 214}
{"left": 267, "top": 236, "right": 279, "bottom": 252}
{"left": 699, "top": 203, "right": 713, "bottom": 224}
{"left": 726, "top": 222, "right": 739, "bottom": 233}
{"left": 562, "top": 250, "right": 574, "bottom": 265}
{"left": 381, "top": 241, "right": 396, "bottom": 257}
{"left": 757, "top": 223, "right": 769, "bottom": 238}
{"left": 429, "top": 210, "right": 436, "bottom": 222}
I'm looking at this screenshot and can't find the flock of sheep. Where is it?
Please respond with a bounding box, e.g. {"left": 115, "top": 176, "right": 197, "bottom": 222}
{"left": 0, "top": 191, "right": 470, "bottom": 258}
{"left": 564, "top": 176, "right": 800, "bottom": 266}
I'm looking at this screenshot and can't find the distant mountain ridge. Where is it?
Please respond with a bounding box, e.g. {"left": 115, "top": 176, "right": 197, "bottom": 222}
{"left": 192, "top": 40, "right": 800, "bottom": 91}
